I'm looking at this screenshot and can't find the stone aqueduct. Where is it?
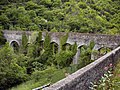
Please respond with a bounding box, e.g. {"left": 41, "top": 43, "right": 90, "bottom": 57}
{"left": 3, "top": 30, "right": 120, "bottom": 63}
{"left": 2, "top": 30, "right": 120, "bottom": 90}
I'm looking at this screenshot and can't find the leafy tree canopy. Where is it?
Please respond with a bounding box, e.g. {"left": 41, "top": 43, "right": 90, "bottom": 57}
{"left": 0, "top": 0, "right": 119, "bottom": 34}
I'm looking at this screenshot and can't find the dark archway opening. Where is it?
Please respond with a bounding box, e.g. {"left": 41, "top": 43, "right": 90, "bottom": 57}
{"left": 50, "top": 42, "right": 59, "bottom": 54}
{"left": 10, "top": 41, "right": 19, "bottom": 53}
{"left": 78, "top": 45, "right": 87, "bottom": 52}
{"left": 62, "top": 43, "right": 72, "bottom": 51}
{"left": 98, "top": 47, "right": 112, "bottom": 57}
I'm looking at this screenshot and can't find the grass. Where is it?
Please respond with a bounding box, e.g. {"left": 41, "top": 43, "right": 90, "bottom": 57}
{"left": 11, "top": 60, "right": 120, "bottom": 90}
{"left": 110, "top": 61, "right": 120, "bottom": 90}
{"left": 10, "top": 64, "right": 78, "bottom": 90}
{"left": 10, "top": 80, "right": 41, "bottom": 90}
{"left": 89, "top": 60, "right": 120, "bottom": 90}
{"left": 10, "top": 68, "right": 66, "bottom": 90}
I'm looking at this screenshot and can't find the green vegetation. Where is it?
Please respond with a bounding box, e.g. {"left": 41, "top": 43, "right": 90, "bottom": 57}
{"left": 11, "top": 67, "right": 65, "bottom": 90}
{"left": 110, "top": 61, "right": 120, "bottom": 89}
{"left": 0, "top": 43, "right": 28, "bottom": 90}
{"left": 0, "top": 31, "right": 6, "bottom": 45}
{"left": 0, "top": 31, "right": 95, "bottom": 90}
{"left": 0, "top": 0, "right": 120, "bottom": 34}
{"left": 0, "top": 0, "right": 120, "bottom": 89}
{"left": 78, "top": 41, "right": 95, "bottom": 68}
{"left": 98, "top": 47, "right": 112, "bottom": 56}
{"left": 90, "top": 61, "right": 120, "bottom": 90}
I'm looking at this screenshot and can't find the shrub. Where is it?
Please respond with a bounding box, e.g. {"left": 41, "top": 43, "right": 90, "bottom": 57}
{"left": 32, "top": 66, "right": 57, "bottom": 81}
{"left": 55, "top": 50, "right": 74, "bottom": 68}
{"left": 0, "top": 31, "right": 7, "bottom": 45}
{"left": 0, "top": 43, "right": 28, "bottom": 90}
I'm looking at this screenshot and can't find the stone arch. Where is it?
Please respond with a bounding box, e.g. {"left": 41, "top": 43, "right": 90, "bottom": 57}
{"left": 77, "top": 42, "right": 86, "bottom": 48}
{"left": 98, "top": 47, "right": 112, "bottom": 56}
{"left": 10, "top": 40, "right": 20, "bottom": 46}
{"left": 78, "top": 45, "right": 87, "bottom": 58}
{"left": 91, "top": 44, "right": 103, "bottom": 60}
{"left": 35, "top": 40, "right": 44, "bottom": 56}
{"left": 73, "top": 44, "right": 86, "bottom": 64}
{"left": 10, "top": 40, "right": 20, "bottom": 52}
{"left": 78, "top": 44, "right": 87, "bottom": 51}
{"left": 91, "top": 45, "right": 112, "bottom": 60}
{"left": 62, "top": 43, "right": 72, "bottom": 51}
{"left": 39, "top": 40, "right": 44, "bottom": 48}
{"left": 50, "top": 39, "right": 59, "bottom": 46}
{"left": 50, "top": 42, "right": 59, "bottom": 54}
{"left": 92, "top": 44, "right": 103, "bottom": 51}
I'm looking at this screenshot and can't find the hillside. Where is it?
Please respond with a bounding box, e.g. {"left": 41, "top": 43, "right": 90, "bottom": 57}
{"left": 0, "top": 0, "right": 120, "bottom": 89}
{"left": 0, "top": 0, "right": 120, "bottom": 34}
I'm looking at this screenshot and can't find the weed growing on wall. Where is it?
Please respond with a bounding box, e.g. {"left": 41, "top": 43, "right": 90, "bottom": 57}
{"left": 89, "top": 63, "right": 118, "bottom": 90}
{"left": 78, "top": 41, "right": 95, "bottom": 68}
{"left": 0, "top": 31, "right": 98, "bottom": 90}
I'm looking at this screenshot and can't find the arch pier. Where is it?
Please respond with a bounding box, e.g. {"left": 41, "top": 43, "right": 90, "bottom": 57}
{"left": 3, "top": 30, "right": 120, "bottom": 63}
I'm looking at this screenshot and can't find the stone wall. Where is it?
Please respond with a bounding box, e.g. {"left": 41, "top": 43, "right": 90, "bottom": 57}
{"left": 3, "top": 30, "right": 120, "bottom": 63}
{"left": 44, "top": 46, "right": 120, "bottom": 90}
{"left": 3, "top": 30, "right": 120, "bottom": 89}
{"left": 3, "top": 30, "right": 120, "bottom": 50}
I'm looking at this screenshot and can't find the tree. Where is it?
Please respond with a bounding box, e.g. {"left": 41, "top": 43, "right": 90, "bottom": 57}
{"left": 0, "top": 43, "right": 28, "bottom": 90}
{"left": 55, "top": 50, "right": 74, "bottom": 68}
{"left": 20, "top": 32, "right": 28, "bottom": 54}
{"left": 0, "top": 31, "right": 6, "bottom": 46}
{"left": 60, "top": 33, "right": 68, "bottom": 51}
{"left": 0, "top": 14, "right": 9, "bottom": 29}
{"left": 78, "top": 41, "right": 95, "bottom": 68}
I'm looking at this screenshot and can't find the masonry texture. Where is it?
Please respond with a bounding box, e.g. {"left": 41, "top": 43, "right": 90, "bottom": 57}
{"left": 43, "top": 46, "right": 120, "bottom": 90}
{"left": 3, "top": 30, "right": 120, "bottom": 62}
{"left": 3, "top": 30, "right": 120, "bottom": 50}
{"left": 2, "top": 30, "right": 120, "bottom": 90}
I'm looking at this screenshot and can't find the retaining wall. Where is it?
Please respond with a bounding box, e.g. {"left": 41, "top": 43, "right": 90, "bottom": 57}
{"left": 44, "top": 46, "right": 120, "bottom": 90}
